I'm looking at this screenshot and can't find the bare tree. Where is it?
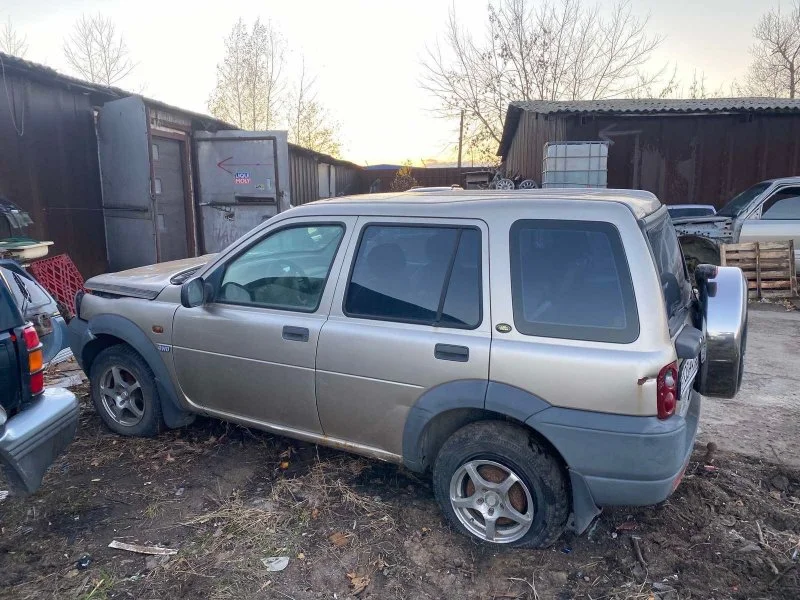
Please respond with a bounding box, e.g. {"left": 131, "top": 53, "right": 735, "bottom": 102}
{"left": 287, "top": 59, "right": 342, "bottom": 157}
{"left": 209, "top": 18, "right": 286, "bottom": 130}
{"left": 421, "top": 0, "right": 663, "bottom": 157}
{"left": 63, "top": 14, "right": 135, "bottom": 86}
{"left": 0, "top": 18, "right": 28, "bottom": 57}
{"left": 744, "top": 1, "right": 800, "bottom": 98}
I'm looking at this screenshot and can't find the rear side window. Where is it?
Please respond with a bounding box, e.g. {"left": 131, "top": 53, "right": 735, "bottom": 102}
{"left": 509, "top": 220, "right": 639, "bottom": 343}
{"left": 344, "top": 225, "right": 481, "bottom": 328}
{"left": 645, "top": 214, "right": 691, "bottom": 321}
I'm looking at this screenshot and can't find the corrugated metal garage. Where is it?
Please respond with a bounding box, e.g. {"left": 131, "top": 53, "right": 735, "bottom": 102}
{"left": 498, "top": 99, "right": 800, "bottom": 207}
{"left": 0, "top": 52, "right": 363, "bottom": 276}
{"left": 288, "top": 145, "right": 361, "bottom": 206}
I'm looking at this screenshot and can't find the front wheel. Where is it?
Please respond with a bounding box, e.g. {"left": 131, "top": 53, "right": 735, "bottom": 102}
{"left": 90, "top": 345, "right": 164, "bottom": 437}
{"left": 432, "top": 421, "right": 569, "bottom": 548}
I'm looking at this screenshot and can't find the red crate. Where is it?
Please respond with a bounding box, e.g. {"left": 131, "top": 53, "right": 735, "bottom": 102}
{"left": 29, "top": 254, "right": 85, "bottom": 315}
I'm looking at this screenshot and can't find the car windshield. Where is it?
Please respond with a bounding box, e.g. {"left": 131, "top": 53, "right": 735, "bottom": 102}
{"left": 716, "top": 182, "right": 772, "bottom": 217}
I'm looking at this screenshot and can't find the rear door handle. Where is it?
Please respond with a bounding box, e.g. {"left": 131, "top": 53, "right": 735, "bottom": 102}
{"left": 434, "top": 343, "right": 469, "bottom": 362}
{"left": 282, "top": 326, "right": 309, "bottom": 342}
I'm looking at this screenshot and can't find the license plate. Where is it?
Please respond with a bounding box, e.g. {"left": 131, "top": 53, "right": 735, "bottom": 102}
{"left": 678, "top": 357, "right": 699, "bottom": 414}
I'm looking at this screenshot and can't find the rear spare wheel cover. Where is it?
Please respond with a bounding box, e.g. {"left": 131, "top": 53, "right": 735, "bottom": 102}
{"left": 697, "top": 266, "right": 748, "bottom": 398}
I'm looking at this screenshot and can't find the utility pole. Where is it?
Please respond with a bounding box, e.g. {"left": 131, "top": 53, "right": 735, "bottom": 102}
{"left": 457, "top": 109, "right": 464, "bottom": 169}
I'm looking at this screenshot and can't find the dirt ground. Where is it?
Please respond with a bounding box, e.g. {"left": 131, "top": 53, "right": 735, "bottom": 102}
{"left": 1, "top": 307, "right": 799, "bottom": 600}
{"left": 699, "top": 305, "right": 800, "bottom": 467}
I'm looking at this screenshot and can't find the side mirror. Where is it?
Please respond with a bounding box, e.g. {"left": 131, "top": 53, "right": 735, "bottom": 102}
{"left": 180, "top": 277, "right": 207, "bottom": 308}
{"left": 695, "top": 264, "right": 718, "bottom": 297}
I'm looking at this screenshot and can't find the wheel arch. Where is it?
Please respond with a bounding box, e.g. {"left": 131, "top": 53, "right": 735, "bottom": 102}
{"left": 402, "top": 380, "right": 560, "bottom": 474}
{"left": 401, "top": 380, "right": 600, "bottom": 533}
{"left": 81, "top": 314, "right": 194, "bottom": 429}
{"left": 679, "top": 234, "right": 721, "bottom": 265}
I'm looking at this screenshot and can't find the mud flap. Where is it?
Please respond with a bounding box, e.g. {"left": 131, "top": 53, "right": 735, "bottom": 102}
{"left": 568, "top": 470, "right": 602, "bottom": 534}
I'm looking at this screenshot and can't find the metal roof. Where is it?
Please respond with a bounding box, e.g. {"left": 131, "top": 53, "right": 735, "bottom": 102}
{"left": 0, "top": 52, "right": 359, "bottom": 169}
{"left": 498, "top": 97, "right": 800, "bottom": 157}
{"left": 510, "top": 98, "right": 800, "bottom": 115}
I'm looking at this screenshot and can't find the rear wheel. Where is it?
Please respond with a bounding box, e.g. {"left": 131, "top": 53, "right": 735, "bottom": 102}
{"left": 432, "top": 421, "right": 569, "bottom": 548}
{"left": 90, "top": 345, "right": 163, "bottom": 437}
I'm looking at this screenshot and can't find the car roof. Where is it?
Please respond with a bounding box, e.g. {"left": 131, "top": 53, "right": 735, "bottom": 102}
{"left": 758, "top": 176, "right": 800, "bottom": 186}
{"left": 293, "top": 188, "right": 661, "bottom": 220}
{"left": 668, "top": 204, "right": 715, "bottom": 209}
{"left": 409, "top": 186, "right": 462, "bottom": 191}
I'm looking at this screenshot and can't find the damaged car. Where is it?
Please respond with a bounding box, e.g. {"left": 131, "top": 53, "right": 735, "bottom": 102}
{"left": 675, "top": 177, "right": 800, "bottom": 271}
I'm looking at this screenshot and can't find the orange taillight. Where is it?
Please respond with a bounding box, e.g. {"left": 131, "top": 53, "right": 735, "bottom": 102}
{"left": 29, "top": 347, "right": 43, "bottom": 373}
{"left": 22, "top": 324, "right": 44, "bottom": 395}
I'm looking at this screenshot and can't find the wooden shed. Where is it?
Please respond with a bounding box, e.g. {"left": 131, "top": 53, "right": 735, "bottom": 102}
{"left": 497, "top": 99, "right": 800, "bottom": 207}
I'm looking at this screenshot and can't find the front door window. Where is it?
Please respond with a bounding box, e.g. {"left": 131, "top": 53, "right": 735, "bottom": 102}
{"left": 761, "top": 187, "right": 800, "bottom": 220}
{"left": 219, "top": 224, "right": 345, "bottom": 312}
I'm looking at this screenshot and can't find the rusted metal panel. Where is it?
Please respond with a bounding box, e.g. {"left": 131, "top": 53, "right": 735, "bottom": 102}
{"left": 0, "top": 72, "right": 107, "bottom": 277}
{"left": 505, "top": 109, "right": 800, "bottom": 207}
{"left": 503, "top": 112, "right": 566, "bottom": 181}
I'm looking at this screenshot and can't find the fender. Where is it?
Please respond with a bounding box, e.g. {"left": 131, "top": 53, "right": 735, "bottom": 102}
{"left": 78, "top": 314, "right": 194, "bottom": 429}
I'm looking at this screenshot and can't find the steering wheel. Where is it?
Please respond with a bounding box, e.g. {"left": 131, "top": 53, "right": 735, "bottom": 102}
{"left": 220, "top": 281, "right": 253, "bottom": 303}
{"left": 274, "top": 259, "right": 313, "bottom": 305}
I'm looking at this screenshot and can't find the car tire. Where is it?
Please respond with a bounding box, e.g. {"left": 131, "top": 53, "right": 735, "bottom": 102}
{"left": 433, "top": 420, "right": 569, "bottom": 548}
{"left": 90, "top": 345, "right": 164, "bottom": 437}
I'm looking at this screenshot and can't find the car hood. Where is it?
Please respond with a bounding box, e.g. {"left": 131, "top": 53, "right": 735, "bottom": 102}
{"left": 85, "top": 255, "right": 216, "bottom": 300}
{"left": 672, "top": 215, "right": 734, "bottom": 238}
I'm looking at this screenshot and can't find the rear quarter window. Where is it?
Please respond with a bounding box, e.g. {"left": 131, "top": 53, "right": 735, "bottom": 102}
{"left": 645, "top": 214, "right": 691, "bottom": 323}
{"left": 509, "top": 219, "right": 639, "bottom": 343}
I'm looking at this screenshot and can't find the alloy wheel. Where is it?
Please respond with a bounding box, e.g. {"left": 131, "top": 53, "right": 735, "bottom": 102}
{"left": 449, "top": 459, "right": 535, "bottom": 543}
{"left": 99, "top": 365, "right": 145, "bottom": 427}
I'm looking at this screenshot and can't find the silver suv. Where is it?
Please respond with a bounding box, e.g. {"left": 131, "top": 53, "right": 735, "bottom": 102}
{"left": 69, "top": 190, "right": 748, "bottom": 547}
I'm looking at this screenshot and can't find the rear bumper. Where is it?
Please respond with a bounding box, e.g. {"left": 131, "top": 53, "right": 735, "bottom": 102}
{"left": 0, "top": 388, "right": 79, "bottom": 494}
{"left": 527, "top": 390, "right": 701, "bottom": 530}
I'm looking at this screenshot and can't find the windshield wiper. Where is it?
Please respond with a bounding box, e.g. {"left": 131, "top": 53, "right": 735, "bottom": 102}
{"left": 12, "top": 272, "right": 31, "bottom": 315}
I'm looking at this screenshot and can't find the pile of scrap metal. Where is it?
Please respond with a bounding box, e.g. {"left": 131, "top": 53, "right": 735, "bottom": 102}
{"left": 0, "top": 197, "right": 69, "bottom": 364}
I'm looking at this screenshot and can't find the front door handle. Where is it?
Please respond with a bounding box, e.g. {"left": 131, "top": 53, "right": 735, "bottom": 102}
{"left": 434, "top": 343, "right": 469, "bottom": 362}
{"left": 282, "top": 326, "right": 310, "bottom": 342}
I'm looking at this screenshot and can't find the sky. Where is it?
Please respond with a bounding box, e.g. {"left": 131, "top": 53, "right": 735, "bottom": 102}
{"left": 1, "top": 0, "right": 775, "bottom": 165}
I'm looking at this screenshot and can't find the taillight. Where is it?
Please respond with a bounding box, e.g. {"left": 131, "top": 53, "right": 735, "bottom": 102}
{"left": 657, "top": 361, "right": 678, "bottom": 419}
{"left": 22, "top": 323, "right": 44, "bottom": 395}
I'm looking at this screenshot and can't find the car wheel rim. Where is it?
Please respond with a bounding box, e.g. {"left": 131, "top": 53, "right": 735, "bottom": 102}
{"left": 449, "top": 459, "right": 535, "bottom": 543}
{"left": 99, "top": 365, "right": 145, "bottom": 427}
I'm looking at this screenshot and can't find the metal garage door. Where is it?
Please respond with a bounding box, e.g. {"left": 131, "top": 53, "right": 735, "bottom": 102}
{"left": 151, "top": 137, "right": 189, "bottom": 262}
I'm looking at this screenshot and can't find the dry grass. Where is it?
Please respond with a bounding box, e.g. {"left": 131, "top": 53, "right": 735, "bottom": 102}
{"left": 186, "top": 455, "right": 394, "bottom": 539}
{"left": 152, "top": 454, "right": 400, "bottom": 597}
